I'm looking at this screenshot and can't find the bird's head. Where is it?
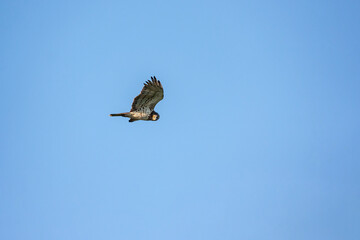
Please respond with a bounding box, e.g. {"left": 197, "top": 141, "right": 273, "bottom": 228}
{"left": 150, "top": 111, "right": 160, "bottom": 121}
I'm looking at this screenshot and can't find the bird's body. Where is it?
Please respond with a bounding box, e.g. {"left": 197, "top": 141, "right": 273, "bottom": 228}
{"left": 110, "top": 76, "right": 164, "bottom": 122}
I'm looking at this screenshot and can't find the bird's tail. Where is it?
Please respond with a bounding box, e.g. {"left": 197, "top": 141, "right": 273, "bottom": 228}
{"left": 109, "top": 112, "right": 130, "bottom": 117}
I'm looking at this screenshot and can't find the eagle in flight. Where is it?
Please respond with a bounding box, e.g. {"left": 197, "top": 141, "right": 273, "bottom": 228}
{"left": 110, "top": 76, "right": 164, "bottom": 122}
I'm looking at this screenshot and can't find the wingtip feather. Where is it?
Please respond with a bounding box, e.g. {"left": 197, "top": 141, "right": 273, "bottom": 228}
{"left": 144, "top": 76, "right": 162, "bottom": 88}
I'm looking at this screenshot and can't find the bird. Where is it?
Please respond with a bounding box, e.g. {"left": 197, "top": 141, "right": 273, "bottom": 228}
{"left": 110, "top": 76, "right": 164, "bottom": 122}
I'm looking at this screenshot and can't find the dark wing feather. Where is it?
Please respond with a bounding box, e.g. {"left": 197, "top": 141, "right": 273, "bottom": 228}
{"left": 131, "top": 76, "right": 164, "bottom": 112}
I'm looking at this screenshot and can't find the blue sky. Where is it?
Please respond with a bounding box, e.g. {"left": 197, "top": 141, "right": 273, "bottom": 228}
{"left": 1, "top": 0, "right": 360, "bottom": 239}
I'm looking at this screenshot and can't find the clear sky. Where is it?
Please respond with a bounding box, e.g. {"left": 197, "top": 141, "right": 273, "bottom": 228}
{"left": 1, "top": 0, "right": 359, "bottom": 239}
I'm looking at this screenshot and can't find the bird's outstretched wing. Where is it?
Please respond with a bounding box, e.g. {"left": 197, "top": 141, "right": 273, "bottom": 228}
{"left": 131, "top": 76, "right": 164, "bottom": 112}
